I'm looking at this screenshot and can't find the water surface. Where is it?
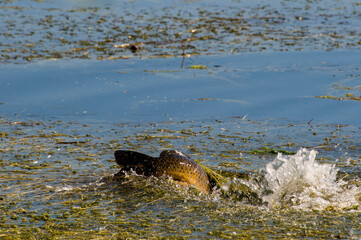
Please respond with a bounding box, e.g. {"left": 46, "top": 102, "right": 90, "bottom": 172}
{"left": 1, "top": 51, "right": 360, "bottom": 125}
{"left": 1, "top": 0, "right": 361, "bottom": 238}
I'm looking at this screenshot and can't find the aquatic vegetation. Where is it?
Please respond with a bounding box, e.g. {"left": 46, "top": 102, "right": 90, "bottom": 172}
{"left": 317, "top": 94, "right": 361, "bottom": 101}
{"left": 1, "top": 0, "right": 361, "bottom": 63}
{"left": 316, "top": 84, "right": 361, "bottom": 101}
{"left": 197, "top": 161, "right": 228, "bottom": 187}
{"left": 1, "top": 0, "right": 361, "bottom": 238}
{"left": 188, "top": 65, "right": 208, "bottom": 70}
{"left": 246, "top": 147, "right": 295, "bottom": 155}
{"left": 0, "top": 117, "right": 361, "bottom": 238}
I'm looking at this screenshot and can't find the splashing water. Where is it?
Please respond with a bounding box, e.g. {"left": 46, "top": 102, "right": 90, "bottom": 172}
{"left": 262, "top": 148, "right": 361, "bottom": 210}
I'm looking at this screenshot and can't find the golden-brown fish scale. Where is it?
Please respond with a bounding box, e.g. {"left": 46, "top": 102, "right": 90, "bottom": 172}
{"left": 153, "top": 150, "right": 210, "bottom": 193}
{"left": 114, "top": 150, "right": 211, "bottom": 193}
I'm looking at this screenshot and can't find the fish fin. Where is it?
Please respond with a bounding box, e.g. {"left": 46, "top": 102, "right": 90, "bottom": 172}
{"left": 114, "top": 150, "right": 155, "bottom": 175}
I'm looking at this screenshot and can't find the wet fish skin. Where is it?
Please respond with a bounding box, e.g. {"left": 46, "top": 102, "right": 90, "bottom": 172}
{"left": 114, "top": 150, "right": 211, "bottom": 193}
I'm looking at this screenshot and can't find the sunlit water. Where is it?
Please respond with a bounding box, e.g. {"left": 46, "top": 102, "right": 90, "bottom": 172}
{"left": 50, "top": 148, "right": 361, "bottom": 212}
{"left": 1, "top": 0, "right": 361, "bottom": 238}
{"left": 1, "top": 118, "right": 361, "bottom": 238}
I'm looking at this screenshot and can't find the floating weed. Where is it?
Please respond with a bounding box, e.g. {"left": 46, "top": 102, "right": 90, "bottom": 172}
{"left": 245, "top": 147, "right": 295, "bottom": 155}
{"left": 317, "top": 82, "right": 361, "bottom": 102}
{"left": 2, "top": 1, "right": 361, "bottom": 63}
{"left": 0, "top": 118, "right": 361, "bottom": 238}
{"left": 188, "top": 65, "right": 208, "bottom": 69}
{"left": 197, "top": 161, "right": 228, "bottom": 187}
{"left": 316, "top": 94, "right": 361, "bottom": 102}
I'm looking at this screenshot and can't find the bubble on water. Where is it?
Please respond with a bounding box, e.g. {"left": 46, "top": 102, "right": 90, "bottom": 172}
{"left": 262, "top": 148, "right": 361, "bottom": 211}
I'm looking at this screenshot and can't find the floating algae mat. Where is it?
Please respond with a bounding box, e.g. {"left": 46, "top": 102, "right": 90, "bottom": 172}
{"left": 1, "top": 0, "right": 361, "bottom": 238}
{"left": 1, "top": 117, "right": 361, "bottom": 238}
{"left": 1, "top": 0, "right": 361, "bottom": 63}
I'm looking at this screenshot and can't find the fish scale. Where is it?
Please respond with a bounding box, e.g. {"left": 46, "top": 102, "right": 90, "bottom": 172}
{"left": 114, "top": 150, "right": 211, "bottom": 193}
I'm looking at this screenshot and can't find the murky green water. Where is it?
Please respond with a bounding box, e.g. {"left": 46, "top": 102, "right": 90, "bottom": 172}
{"left": 1, "top": 0, "right": 361, "bottom": 239}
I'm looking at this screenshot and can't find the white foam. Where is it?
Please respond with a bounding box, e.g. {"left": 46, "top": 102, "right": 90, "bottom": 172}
{"left": 262, "top": 148, "right": 360, "bottom": 211}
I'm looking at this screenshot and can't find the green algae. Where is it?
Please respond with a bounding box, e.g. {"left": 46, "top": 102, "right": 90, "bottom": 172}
{"left": 1, "top": 0, "right": 361, "bottom": 64}
{"left": 245, "top": 147, "right": 295, "bottom": 155}
{"left": 188, "top": 65, "right": 208, "bottom": 70}
{"left": 316, "top": 80, "right": 361, "bottom": 102}
{"left": 1, "top": 0, "right": 361, "bottom": 232}
{"left": 1, "top": 117, "right": 360, "bottom": 238}
{"left": 316, "top": 94, "right": 361, "bottom": 102}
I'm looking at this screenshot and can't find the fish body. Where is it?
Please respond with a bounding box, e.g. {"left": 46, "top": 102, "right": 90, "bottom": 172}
{"left": 114, "top": 150, "right": 210, "bottom": 193}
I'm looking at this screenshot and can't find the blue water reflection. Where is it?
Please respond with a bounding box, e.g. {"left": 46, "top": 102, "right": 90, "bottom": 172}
{"left": 1, "top": 51, "right": 360, "bottom": 125}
